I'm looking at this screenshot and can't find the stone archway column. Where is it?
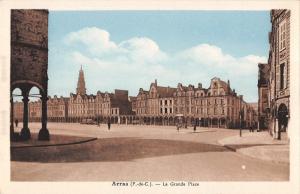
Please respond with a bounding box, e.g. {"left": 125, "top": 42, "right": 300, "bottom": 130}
{"left": 38, "top": 95, "right": 50, "bottom": 140}
{"left": 10, "top": 97, "right": 14, "bottom": 139}
{"left": 20, "top": 92, "right": 30, "bottom": 140}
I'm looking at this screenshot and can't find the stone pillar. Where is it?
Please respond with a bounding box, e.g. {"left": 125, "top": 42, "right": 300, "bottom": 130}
{"left": 20, "top": 93, "right": 30, "bottom": 140}
{"left": 38, "top": 95, "right": 50, "bottom": 140}
{"left": 10, "top": 97, "right": 14, "bottom": 140}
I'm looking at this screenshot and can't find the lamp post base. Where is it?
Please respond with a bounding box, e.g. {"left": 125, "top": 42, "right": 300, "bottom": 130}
{"left": 20, "top": 127, "right": 31, "bottom": 141}
{"left": 38, "top": 128, "right": 50, "bottom": 141}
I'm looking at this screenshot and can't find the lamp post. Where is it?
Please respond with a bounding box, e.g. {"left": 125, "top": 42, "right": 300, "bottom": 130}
{"left": 239, "top": 97, "right": 244, "bottom": 137}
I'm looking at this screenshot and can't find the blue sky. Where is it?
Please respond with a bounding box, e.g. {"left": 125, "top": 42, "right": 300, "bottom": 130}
{"left": 48, "top": 11, "right": 270, "bottom": 102}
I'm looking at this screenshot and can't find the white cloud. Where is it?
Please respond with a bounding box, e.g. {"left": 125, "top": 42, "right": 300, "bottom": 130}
{"left": 180, "top": 43, "right": 267, "bottom": 76}
{"left": 64, "top": 27, "right": 267, "bottom": 101}
{"left": 64, "top": 27, "right": 117, "bottom": 55}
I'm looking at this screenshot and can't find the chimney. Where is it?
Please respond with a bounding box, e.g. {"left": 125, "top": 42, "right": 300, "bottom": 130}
{"left": 239, "top": 95, "right": 243, "bottom": 100}
{"left": 227, "top": 80, "right": 230, "bottom": 87}
{"left": 198, "top": 83, "right": 202, "bottom": 89}
{"left": 155, "top": 79, "right": 157, "bottom": 86}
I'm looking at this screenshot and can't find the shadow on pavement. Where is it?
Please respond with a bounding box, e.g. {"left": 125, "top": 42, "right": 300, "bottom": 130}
{"left": 11, "top": 137, "right": 230, "bottom": 163}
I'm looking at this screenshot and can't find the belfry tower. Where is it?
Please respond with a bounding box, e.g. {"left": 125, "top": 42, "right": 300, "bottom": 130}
{"left": 76, "top": 65, "right": 87, "bottom": 95}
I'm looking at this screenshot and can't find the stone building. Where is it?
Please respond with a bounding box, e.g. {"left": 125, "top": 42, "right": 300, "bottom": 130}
{"left": 47, "top": 96, "right": 69, "bottom": 122}
{"left": 65, "top": 67, "right": 133, "bottom": 123}
{"left": 13, "top": 101, "right": 23, "bottom": 122}
{"left": 257, "top": 63, "right": 270, "bottom": 130}
{"left": 29, "top": 101, "right": 41, "bottom": 122}
{"left": 10, "top": 9, "right": 49, "bottom": 140}
{"left": 135, "top": 77, "right": 256, "bottom": 128}
{"left": 266, "top": 9, "right": 290, "bottom": 139}
{"left": 256, "top": 9, "right": 290, "bottom": 139}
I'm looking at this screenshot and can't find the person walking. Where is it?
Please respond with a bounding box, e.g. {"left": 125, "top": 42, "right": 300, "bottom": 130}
{"left": 193, "top": 122, "right": 197, "bottom": 133}
{"left": 249, "top": 126, "right": 253, "bottom": 132}
{"left": 15, "top": 119, "right": 18, "bottom": 128}
{"left": 108, "top": 119, "right": 111, "bottom": 130}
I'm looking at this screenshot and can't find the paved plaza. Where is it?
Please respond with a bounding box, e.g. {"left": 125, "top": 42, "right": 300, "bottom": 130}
{"left": 11, "top": 123, "right": 289, "bottom": 181}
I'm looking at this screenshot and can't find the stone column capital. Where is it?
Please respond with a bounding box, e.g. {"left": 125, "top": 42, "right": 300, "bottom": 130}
{"left": 40, "top": 95, "right": 49, "bottom": 101}
{"left": 22, "top": 96, "right": 29, "bottom": 103}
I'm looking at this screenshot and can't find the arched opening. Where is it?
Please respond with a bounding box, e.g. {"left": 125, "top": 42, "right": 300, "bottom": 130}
{"left": 11, "top": 88, "right": 23, "bottom": 136}
{"left": 277, "top": 103, "right": 289, "bottom": 139}
{"left": 28, "top": 86, "right": 42, "bottom": 124}
{"left": 169, "top": 117, "right": 174, "bottom": 126}
{"left": 220, "top": 118, "right": 226, "bottom": 128}
{"left": 11, "top": 84, "right": 49, "bottom": 141}
{"left": 212, "top": 118, "right": 218, "bottom": 127}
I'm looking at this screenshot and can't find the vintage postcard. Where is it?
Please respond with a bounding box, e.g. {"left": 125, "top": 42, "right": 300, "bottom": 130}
{"left": 0, "top": 0, "right": 299, "bottom": 194}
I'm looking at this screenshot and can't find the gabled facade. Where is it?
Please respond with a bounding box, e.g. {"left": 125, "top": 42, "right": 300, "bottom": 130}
{"left": 135, "top": 78, "right": 256, "bottom": 128}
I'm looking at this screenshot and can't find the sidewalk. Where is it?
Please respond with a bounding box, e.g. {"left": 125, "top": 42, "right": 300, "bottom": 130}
{"left": 218, "top": 131, "right": 289, "bottom": 164}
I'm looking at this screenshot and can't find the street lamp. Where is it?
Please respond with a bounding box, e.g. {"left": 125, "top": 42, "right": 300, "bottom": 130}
{"left": 239, "top": 97, "right": 244, "bottom": 137}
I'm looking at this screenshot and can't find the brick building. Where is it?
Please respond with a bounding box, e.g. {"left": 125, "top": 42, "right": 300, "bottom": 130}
{"left": 135, "top": 77, "right": 256, "bottom": 128}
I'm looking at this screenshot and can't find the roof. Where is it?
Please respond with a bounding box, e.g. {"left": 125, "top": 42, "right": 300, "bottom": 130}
{"left": 156, "top": 86, "right": 177, "bottom": 98}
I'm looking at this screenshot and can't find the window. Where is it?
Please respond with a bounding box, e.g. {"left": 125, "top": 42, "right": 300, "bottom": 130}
{"left": 215, "top": 99, "right": 217, "bottom": 105}
{"left": 165, "top": 100, "right": 168, "bottom": 105}
{"left": 279, "top": 20, "right": 286, "bottom": 51}
{"left": 280, "top": 63, "right": 285, "bottom": 89}
{"left": 160, "top": 100, "right": 162, "bottom": 106}
{"left": 169, "top": 100, "right": 172, "bottom": 105}
{"left": 165, "top": 108, "right": 168, "bottom": 114}
{"left": 170, "top": 108, "right": 172, "bottom": 114}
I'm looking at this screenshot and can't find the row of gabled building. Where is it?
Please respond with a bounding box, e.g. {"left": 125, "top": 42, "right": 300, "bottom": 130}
{"left": 14, "top": 65, "right": 257, "bottom": 128}
{"left": 133, "top": 78, "right": 256, "bottom": 128}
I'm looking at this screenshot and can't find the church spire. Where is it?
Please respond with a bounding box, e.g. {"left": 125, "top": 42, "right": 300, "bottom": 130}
{"left": 76, "top": 65, "right": 86, "bottom": 95}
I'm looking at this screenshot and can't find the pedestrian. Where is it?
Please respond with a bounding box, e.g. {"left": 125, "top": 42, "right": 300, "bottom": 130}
{"left": 193, "top": 122, "right": 197, "bottom": 133}
{"left": 15, "top": 119, "right": 18, "bottom": 128}
{"left": 108, "top": 119, "right": 111, "bottom": 130}
{"left": 97, "top": 118, "right": 100, "bottom": 127}
{"left": 249, "top": 126, "right": 253, "bottom": 132}
{"left": 177, "top": 123, "right": 179, "bottom": 132}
